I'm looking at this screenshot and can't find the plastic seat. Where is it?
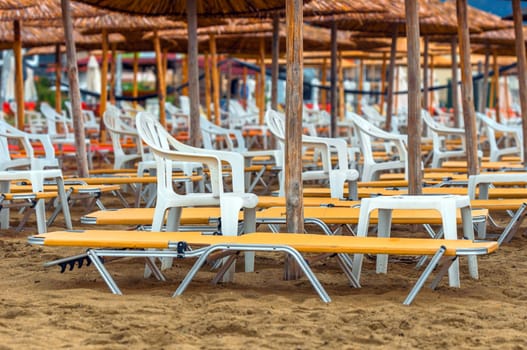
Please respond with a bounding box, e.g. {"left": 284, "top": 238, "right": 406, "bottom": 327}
{"left": 0, "top": 120, "right": 59, "bottom": 171}
{"left": 265, "top": 109, "right": 359, "bottom": 199}
{"left": 64, "top": 101, "right": 100, "bottom": 136}
{"left": 476, "top": 112, "right": 522, "bottom": 162}
{"left": 421, "top": 109, "right": 480, "bottom": 168}
{"left": 136, "top": 112, "right": 258, "bottom": 277}
{"left": 349, "top": 112, "right": 408, "bottom": 182}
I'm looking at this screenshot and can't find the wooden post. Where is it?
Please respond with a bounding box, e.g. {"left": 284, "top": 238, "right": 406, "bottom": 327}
{"left": 330, "top": 20, "right": 338, "bottom": 138}
{"left": 451, "top": 37, "right": 460, "bottom": 128}
{"left": 61, "top": 0, "right": 89, "bottom": 177}
{"left": 210, "top": 34, "right": 221, "bottom": 126}
{"left": 55, "top": 44, "right": 62, "bottom": 113}
{"left": 13, "top": 20, "right": 24, "bottom": 130}
{"left": 456, "top": 0, "right": 479, "bottom": 175}
{"left": 492, "top": 50, "right": 500, "bottom": 123}
{"left": 271, "top": 15, "right": 280, "bottom": 111}
{"left": 380, "top": 52, "right": 387, "bottom": 115}
{"left": 109, "top": 42, "right": 116, "bottom": 105}
{"left": 204, "top": 52, "right": 212, "bottom": 120}
{"left": 338, "top": 53, "right": 345, "bottom": 121}
{"left": 423, "top": 35, "right": 429, "bottom": 111}
{"left": 100, "top": 28, "right": 108, "bottom": 142}
{"left": 182, "top": 55, "right": 188, "bottom": 96}
{"left": 259, "top": 37, "right": 266, "bottom": 124}
{"left": 512, "top": 0, "right": 527, "bottom": 165}
{"left": 187, "top": 0, "right": 201, "bottom": 147}
{"left": 405, "top": 0, "right": 422, "bottom": 195}
{"left": 385, "top": 27, "right": 398, "bottom": 132}
{"left": 429, "top": 55, "right": 435, "bottom": 113}
{"left": 132, "top": 52, "right": 139, "bottom": 108}
{"left": 285, "top": 0, "right": 304, "bottom": 279}
{"left": 226, "top": 59, "right": 232, "bottom": 116}
{"left": 242, "top": 66, "right": 248, "bottom": 107}
{"left": 357, "top": 58, "right": 363, "bottom": 116}
{"left": 480, "top": 48, "right": 490, "bottom": 114}
{"left": 153, "top": 31, "right": 166, "bottom": 127}
{"left": 320, "top": 58, "right": 327, "bottom": 110}
{"left": 504, "top": 73, "right": 510, "bottom": 119}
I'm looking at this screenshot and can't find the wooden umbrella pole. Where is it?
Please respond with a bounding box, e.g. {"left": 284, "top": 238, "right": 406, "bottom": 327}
{"left": 242, "top": 66, "right": 248, "bottom": 107}
{"left": 210, "top": 34, "right": 221, "bottom": 126}
{"left": 259, "top": 36, "right": 266, "bottom": 124}
{"left": 493, "top": 50, "right": 500, "bottom": 123}
{"left": 109, "top": 42, "right": 116, "bottom": 105}
{"left": 429, "top": 55, "right": 435, "bottom": 113}
{"left": 204, "top": 52, "right": 212, "bottom": 120}
{"left": 285, "top": 0, "right": 304, "bottom": 246}
{"left": 55, "top": 44, "right": 62, "bottom": 113}
{"left": 480, "top": 48, "right": 490, "bottom": 114}
{"left": 423, "top": 35, "right": 429, "bottom": 111}
{"left": 405, "top": 0, "right": 422, "bottom": 195}
{"left": 456, "top": 0, "right": 479, "bottom": 175}
{"left": 153, "top": 31, "right": 166, "bottom": 127}
{"left": 330, "top": 20, "right": 337, "bottom": 138}
{"left": 182, "top": 55, "right": 188, "bottom": 96}
{"left": 100, "top": 28, "right": 109, "bottom": 142}
{"left": 13, "top": 20, "right": 24, "bottom": 130}
{"left": 339, "top": 54, "right": 346, "bottom": 121}
{"left": 504, "top": 73, "right": 510, "bottom": 119}
{"left": 320, "top": 57, "right": 327, "bottom": 110}
{"left": 356, "top": 57, "right": 363, "bottom": 116}
{"left": 512, "top": 0, "right": 527, "bottom": 165}
{"left": 385, "top": 27, "right": 398, "bottom": 132}
{"left": 187, "top": 0, "right": 201, "bottom": 147}
{"left": 271, "top": 15, "right": 280, "bottom": 111}
{"left": 132, "top": 52, "right": 139, "bottom": 108}
{"left": 226, "top": 58, "right": 232, "bottom": 115}
{"left": 380, "top": 52, "right": 387, "bottom": 115}
{"left": 60, "top": 0, "right": 88, "bottom": 177}
{"left": 451, "top": 37, "right": 460, "bottom": 128}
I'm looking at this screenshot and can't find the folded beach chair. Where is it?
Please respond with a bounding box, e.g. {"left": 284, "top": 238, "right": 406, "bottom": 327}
{"left": 28, "top": 230, "right": 498, "bottom": 305}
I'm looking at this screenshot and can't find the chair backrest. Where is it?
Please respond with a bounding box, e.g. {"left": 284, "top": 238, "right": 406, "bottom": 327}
{"left": 476, "top": 112, "right": 522, "bottom": 161}
{"left": 200, "top": 115, "right": 246, "bottom": 152}
{"left": 103, "top": 105, "right": 145, "bottom": 169}
{"left": 64, "top": 101, "right": 100, "bottom": 133}
{"left": 0, "top": 119, "right": 58, "bottom": 170}
{"left": 40, "top": 102, "right": 72, "bottom": 138}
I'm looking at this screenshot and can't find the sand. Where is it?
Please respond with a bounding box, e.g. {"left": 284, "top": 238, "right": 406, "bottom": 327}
{"left": 1, "top": 194, "right": 527, "bottom": 349}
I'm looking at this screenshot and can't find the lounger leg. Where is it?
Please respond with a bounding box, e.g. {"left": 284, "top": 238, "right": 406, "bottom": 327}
{"left": 430, "top": 256, "right": 457, "bottom": 290}
{"left": 498, "top": 203, "right": 527, "bottom": 245}
{"left": 336, "top": 254, "right": 361, "bottom": 288}
{"left": 174, "top": 244, "right": 332, "bottom": 303}
{"left": 243, "top": 207, "right": 257, "bottom": 273}
{"left": 403, "top": 246, "right": 446, "bottom": 305}
{"left": 461, "top": 207, "right": 478, "bottom": 280}
{"left": 86, "top": 250, "right": 123, "bottom": 295}
{"left": 145, "top": 257, "right": 167, "bottom": 281}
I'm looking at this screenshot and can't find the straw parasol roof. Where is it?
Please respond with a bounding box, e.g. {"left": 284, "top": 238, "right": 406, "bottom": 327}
{"left": 0, "top": 0, "right": 103, "bottom": 21}
{"left": 73, "top": 0, "right": 289, "bottom": 17}
{"left": 0, "top": 0, "right": 38, "bottom": 10}
{"left": 440, "top": 0, "right": 512, "bottom": 32}
{"left": 76, "top": 12, "right": 184, "bottom": 35}
{"left": 471, "top": 27, "right": 527, "bottom": 46}
{"left": 0, "top": 21, "right": 64, "bottom": 49}
{"left": 306, "top": 0, "right": 468, "bottom": 36}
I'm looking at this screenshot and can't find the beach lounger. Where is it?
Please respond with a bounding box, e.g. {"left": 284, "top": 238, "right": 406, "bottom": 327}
{"left": 28, "top": 230, "right": 498, "bottom": 305}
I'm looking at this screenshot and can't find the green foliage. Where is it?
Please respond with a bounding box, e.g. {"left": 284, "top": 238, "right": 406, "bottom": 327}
{"left": 35, "top": 75, "right": 57, "bottom": 108}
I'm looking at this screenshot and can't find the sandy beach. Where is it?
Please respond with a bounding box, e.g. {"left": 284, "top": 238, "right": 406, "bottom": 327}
{"left": 1, "top": 197, "right": 526, "bottom": 349}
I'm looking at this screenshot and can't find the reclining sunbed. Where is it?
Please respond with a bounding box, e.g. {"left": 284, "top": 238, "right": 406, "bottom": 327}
{"left": 28, "top": 230, "right": 498, "bottom": 305}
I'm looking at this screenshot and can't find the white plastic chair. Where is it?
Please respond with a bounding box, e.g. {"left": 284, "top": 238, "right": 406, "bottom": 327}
{"left": 9, "top": 101, "right": 45, "bottom": 133}
{"left": 0, "top": 120, "right": 59, "bottom": 171}
{"left": 349, "top": 112, "right": 408, "bottom": 182}
{"left": 476, "top": 112, "right": 522, "bottom": 162}
{"left": 103, "top": 105, "right": 143, "bottom": 170}
{"left": 136, "top": 111, "right": 258, "bottom": 237}
{"left": 64, "top": 101, "right": 100, "bottom": 136}
{"left": 265, "top": 109, "right": 359, "bottom": 199}
{"left": 421, "top": 109, "right": 478, "bottom": 168}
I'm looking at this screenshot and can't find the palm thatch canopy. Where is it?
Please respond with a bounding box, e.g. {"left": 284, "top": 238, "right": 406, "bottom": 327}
{"left": 471, "top": 27, "right": 527, "bottom": 46}
{"left": 0, "top": 0, "right": 103, "bottom": 21}
{"left": 0, "top": 21, "right": 63, "bottom": 49}
{"left": 441, "top": 0, "right": 512, "bottom": 32}
{"left": 302, "top": 0, "right": 386, "bottom": 15}
{"left": 0, "top": 0, "right": 37, "bottom": 10}
{"left": 74, "top": 0, "right": 288, "bottom": 17}
{"left": 77, "top": 12, "right": 184, "bottom": 35}
{"left": 306, "top": 0, "right": 488, "bottom": 36}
